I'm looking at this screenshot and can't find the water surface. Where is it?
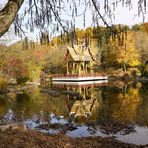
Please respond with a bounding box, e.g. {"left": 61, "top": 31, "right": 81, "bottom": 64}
{"left": 0, "top": 81, "right": 148, "bottom": 145}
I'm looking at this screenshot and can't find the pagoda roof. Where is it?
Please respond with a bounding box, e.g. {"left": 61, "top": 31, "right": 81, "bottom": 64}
{"left": 67, "top": 45, "right": 95, "bottom": 61}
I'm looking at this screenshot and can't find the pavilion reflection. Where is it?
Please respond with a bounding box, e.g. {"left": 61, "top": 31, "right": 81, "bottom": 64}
{"left": 52, "top": 82, "right": 106, "bottom": 122}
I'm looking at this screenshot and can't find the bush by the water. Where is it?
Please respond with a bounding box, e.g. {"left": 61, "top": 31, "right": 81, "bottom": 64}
{"left": 143, "top": 71, "right": 148, "bottom": 77}
{"left": 17, "top": 77, "right": 29, "bottom": 84}
{"left": 142, "top": 63, "right": 148, "bottom": 77}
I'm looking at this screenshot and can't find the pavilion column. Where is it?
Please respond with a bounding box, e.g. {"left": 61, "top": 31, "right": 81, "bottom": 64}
{"left": 67, "top": 86, "right": 70, "bottom": 99}
{"left": 75, "top": 63, "right": 77, "bottom": 74}
{"left": 79, "top": 87, "right": 82, "bottom": 96}
{"left": 86, "top": 87, "right": 88, "bottom": 96}
{"left": 72, "top": 62, "right": 75, "bottom": 74}
{"left": 83, "top": 61, "right": 85, "bottom": 75}
{"left": 85, "top": 62, "right": 87, "bottom": 74}
{"left": 76, "top": 63, "right": 78, "bottom": 74}
{"left": 67, "top": 62, "right": 69, "bottom": 74}
{"left": 84, "top": 62, "right": 86, "bottom": 75}
{"left": 78, "top": 62, "right": 81, "bottom": 75}
{"left": 83, "top": 87, "right": 86, "bottom": 100}
{"left": 90, "top": 62, "right": 93, "bottom": 75}
{"left": 79, "top": 62, "right": 81, "bottom": 75}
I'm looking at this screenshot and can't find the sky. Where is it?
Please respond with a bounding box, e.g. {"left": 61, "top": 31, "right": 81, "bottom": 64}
{"left": 0, "top": 0, "right": 148, "bottom": 46}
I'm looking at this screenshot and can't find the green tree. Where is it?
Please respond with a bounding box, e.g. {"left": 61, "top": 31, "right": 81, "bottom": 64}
{"left": 132, "top": 24, "right": 141, "bottom": 31}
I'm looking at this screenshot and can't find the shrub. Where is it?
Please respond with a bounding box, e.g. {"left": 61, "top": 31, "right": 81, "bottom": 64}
{"left": 4, "top": 57, "right": 30, "bottom": 84}
{"left": 0, "top": 77, "right": 7, "bottom": 88}
{"left": 128, "top": 68, "right": 141, "bottom": 77}
{"left": 17, "top": 77, "right": 29, "bottom": 85}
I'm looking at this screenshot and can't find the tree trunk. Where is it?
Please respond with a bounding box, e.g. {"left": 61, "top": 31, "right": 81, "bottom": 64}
{"left": 0, "top": 0, "right": 24, "bottom": 37}
{"left": 123, "top": 61, "right": 127, "bottom": 73}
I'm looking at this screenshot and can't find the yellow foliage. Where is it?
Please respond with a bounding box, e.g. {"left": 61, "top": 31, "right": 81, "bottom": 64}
{"left": 112, "top": 87, "right": 141, "bottom": 123}
{"left": 115, "top": 31, "right": 141, "bottom": 66}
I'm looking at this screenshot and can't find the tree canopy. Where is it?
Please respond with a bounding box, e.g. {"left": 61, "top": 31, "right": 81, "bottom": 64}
{"left": 0, "top": 0, "right": 147, "bottom": 38}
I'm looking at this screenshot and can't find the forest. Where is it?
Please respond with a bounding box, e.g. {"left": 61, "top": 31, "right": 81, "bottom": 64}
{"left": 0, "top": 0, "right": 148, "bottom": 147}
{"left": 0, "top": 23, "right": 148, "bottom": 92}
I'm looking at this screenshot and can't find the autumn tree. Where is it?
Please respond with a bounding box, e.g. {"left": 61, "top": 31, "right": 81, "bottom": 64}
{"left": 134, "top": 24, "right": 148, "bottom": 76}
{"left": 116, "top": 31, "right": 141, "bottom": 72}
{"left": 3, "top": 57, "right": 30, "bottom": 84}
{"left": 141, "top": 23, "right": 148, "bottom": 34}
{"left": 0, "top": 0, "right": 147, "bottom": 39}
{"left": 135, "top": 32, "right": 148, "bottom": 64}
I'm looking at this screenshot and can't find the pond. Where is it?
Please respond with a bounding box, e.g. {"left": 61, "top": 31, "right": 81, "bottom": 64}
{"left": 0, "top": 81, "right": 148, "bottom": 145}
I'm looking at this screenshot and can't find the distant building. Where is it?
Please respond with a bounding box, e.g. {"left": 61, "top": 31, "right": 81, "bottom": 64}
{"left": 64, "top": 45, "right": 96, "bottom": 75}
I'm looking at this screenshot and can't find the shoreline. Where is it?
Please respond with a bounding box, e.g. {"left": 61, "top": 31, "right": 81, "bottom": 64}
{"left": 0, "top": 128, "right": 146, "bottom": 148}
{"left": 0, "top": 123, "right": 148, "bottom": 147}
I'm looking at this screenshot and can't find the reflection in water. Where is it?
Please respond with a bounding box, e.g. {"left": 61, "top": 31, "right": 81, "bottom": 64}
{"left": 4, "top": 109, "right": 15, "bottom": 122}
{"left": 67, "top": 125, "right": 107, "bottom": 138}
{"left": 97, "top": 84, "right": 143, "bottom": 125}
{"left": 67, "top": 85, "right": 102, "bottom": 123}
{"left": 105, "top": 87, "right": 141, "bottom": 123}
{"left": 0, "top": 81, "right": 148, "bottom": 145}
{"left": 116, "top": 125, "right": 148, "bottom": 145}
{"left": 0, "top": 97, "right": 8, "bottom": 115}
{"left": 137, "top": 82, "right": 148, "bottom": 126}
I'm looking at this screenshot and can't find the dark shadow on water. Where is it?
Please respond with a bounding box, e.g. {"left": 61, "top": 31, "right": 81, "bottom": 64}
{"left": 16, "top": 93, "right": 31, "bottom": 104}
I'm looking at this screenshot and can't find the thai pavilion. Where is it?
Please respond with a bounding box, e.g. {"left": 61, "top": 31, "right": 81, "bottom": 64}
{"left": 64, "top": 45, "right": 96, "bottom": 75}
{"left": 51, "top": 44, "right": 108, "bottom": 82}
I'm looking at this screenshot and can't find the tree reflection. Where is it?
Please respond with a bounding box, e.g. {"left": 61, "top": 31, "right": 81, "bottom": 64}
{"left": 101, "top": 84, "right": 142, "bottom": 124}
{"left": 137, "top": 82, "right": 148, "bottom": 126}
{"left": 7, "top": 88, "right": 70, "bottom": 121}
{"left": 0, "top": 82, "right": 147, "bottom": 128}
{"left": 111, "top": 86, "right": 141, "bottom": 123}
{"left": 0, "top": 96, "right": 8, "bottom": 115}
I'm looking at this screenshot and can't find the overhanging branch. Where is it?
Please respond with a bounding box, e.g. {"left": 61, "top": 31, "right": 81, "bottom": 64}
{"left": 0, "top": 0, "right": 24, "bottom": 37}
